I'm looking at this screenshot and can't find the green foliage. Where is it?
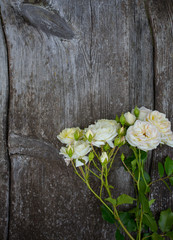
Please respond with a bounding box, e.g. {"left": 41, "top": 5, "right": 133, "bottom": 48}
{"left": 119, "top": 212, "right": 136, "bottom": 232}
{"left": 140, "top": 150, "right": 148, "bottom": 163}
{"left": 151, "top": 232, "right": 163, "bottom": 240}
{"left": 115, "top": 229, "right": 124, "bottom": 240}
{"left": 169, "top": 177, "right": 173, "bottom": 186}
{"left": 158, "top": 162, "right": 164, "bottom": 178}
{"left": 105, "top": 197, "right": 117, "bottom": 206}
{"left": 149, "top": 199, "right": 155, "bottom": 207}
{"left": 166, "top": 232, "right": 173, "bottom": 239}
{"left": 139, "top": 193, "right": 150, "bottom": 213}
{"left": 164, "top": 156, "right": 173, "bottom": 176}
{"left": 159, "top": 208, "right": 173, "bottom": 233}
{"left": 143, "top": 213, "right": 158, "bottom": 232}
{"left": 116, "top": 194, "right": 136, "bottom": 206}
{"left": 100, "top": 205, "right": 115, "bottom": 224}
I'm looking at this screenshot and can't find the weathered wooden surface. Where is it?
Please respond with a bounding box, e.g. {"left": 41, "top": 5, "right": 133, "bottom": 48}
{"left": 0, "top": 0, "right": 172, "bottom": 239}
{"left": 0, "top": 14, "right": 9, "bottom": 240}
{"left": 148, "top": 0, "right": 173, "bottom": 215}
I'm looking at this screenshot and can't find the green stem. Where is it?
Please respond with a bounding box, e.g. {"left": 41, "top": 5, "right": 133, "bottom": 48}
{"left": 108, "top": 147, "right": 119, "bottom": 173}
{"left": 149, "top": 174, "right": 173, "bottom": 186}
{"left": 86, "top": 182, "right": 135, "bottom": 240}
{"left": 91, "top": 144, "right": 100, "bottom": 160}
{"left": 137, "top": 207, "right": 143, "bottom": 240}
{"left": 71, "top": 161, "right": 86, "bottom": 183}
{"left": 142, "top": 235, "right": 152, "bottom": 240}
{"left": 88, "top": 168, "right": 101, "bottom": 180}
{"left": 100, "top": 167, "right": 104, "bottom": 197}
{"left": 122, "top": 159, "right": 137, "bottom": 183}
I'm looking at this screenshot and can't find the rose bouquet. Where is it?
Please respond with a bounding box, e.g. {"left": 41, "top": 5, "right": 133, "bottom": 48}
{"left": 57, "top": 107, "right": 173, "bottom": 240}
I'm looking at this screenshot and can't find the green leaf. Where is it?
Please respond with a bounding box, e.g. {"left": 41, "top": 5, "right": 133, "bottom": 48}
{"left": 159, "top": 208, "right": 173, "bottom": 233}
{"left": 149, "top": 199, "right": 156, "bottom": 207}
{"left": 131, "top": 159, "right": 137, "bottom": 172}
{"left": 164, "top": 156, "right": 173, "bottom": 176}
{"left": 158, "top": 162, "right": 164, "bottom": 178}
{"left": 116, "top": 194, "right": 136, "bottom": 206}
{"left": 140, "top": 150, "right": 148, "bottom": 163}
{"left": 115, "top": 229, "right": 124, "bottom": 240}
{"left": 100, "top": 205, "right": 115, "bottom": 224}
{"left": 162, "top": 179, "right": 171, "bottom": 191}
{"left": 128, "top": 207, "right": 137, "bottom": 214}
{"left": 151, "top": 232, "right": 163, "bottom": 240}
{"left": 105, "top": 197, "right": 117, "bottom": 206}
{"left": 139, "top": 193, "right": 150, "bottom": 213}
{"left": 169, "top": 177, "right": 173, "bottom": 186}
{"left": 119, "top": 212, "right": 136, "bottom": 232}
{"left": 108, "top": 185, "right": 114, "bottom": 189}
{"left": 143, "top": 170, "right": 151, "bottom": 183}
{"left": 166, "top": 232, "right": 173, "bottom": 240}
{"left": 143, "top": 213, "right": 158, "bottom": 232}
{"left": 124, "top": 153, "right": 136, "bottom": 170}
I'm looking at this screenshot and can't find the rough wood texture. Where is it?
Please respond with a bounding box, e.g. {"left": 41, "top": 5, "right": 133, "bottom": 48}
{"left": 0, "top": 0, "right": 172, "bottom": 239}
{"left": 0, "top": 15, "right": 9, "bottom": 240}
{"left": 148, "top": 0, "right": 173, "bottom": 215}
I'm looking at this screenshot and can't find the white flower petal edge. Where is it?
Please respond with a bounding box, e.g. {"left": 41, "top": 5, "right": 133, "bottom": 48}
{"left": 86, "top": 119, "right": 120, "bottom": 148}
{"left": 124, "top": 112, "right": 136, "bottom": 125}
{"left": 162, "top": 131, "right": 173, "bottom": 147}
{"left": 59, "top": 147, "right": 71, "bottom": 166}
{"left": 146, "top": 110, "right": 172, "bottom": 145}
{"left": 132, "top": 106, "right": 152, "bottom": 121}
{"left": 125, "top": 120, "right": 161, "bottom": 151}
{"left": 57, "top": 127, "right": 82, "bottom": 145}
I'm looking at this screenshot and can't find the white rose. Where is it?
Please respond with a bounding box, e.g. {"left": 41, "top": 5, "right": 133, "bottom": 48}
{"left": 161, "top": 131, "right": 173, "bottom": 147}
{"left": 136, "top": 107, "right": 152, "bottom": 121}
{"left": 100, "top": 152, "right": 108, "bottom": 163}
{"left": 125, "top": 120, "right": 161, "bottom": 151}
{"left": 59, "top": 147, "right": 72, "bottom": 166}
{"left": 86, "top": 119, "right": 120, "bottom": 148}
{"left": 124, "top": 112, "right": 136, "bottom": 125}
{"left": 57, "top": 127, "right": 82, "bottom": 145}
{"left": 73, "top": 141, "right": 91, "bottom": 167}
{"left": 146, "top": 111, "right": 171, "bottom": 142}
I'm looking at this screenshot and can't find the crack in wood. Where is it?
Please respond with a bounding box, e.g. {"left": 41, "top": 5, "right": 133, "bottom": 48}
{"left": 144, "top": 0, "right": 156, "bottom": 177}
{"left": 0, "top": 7, "right": 11, "bottom": 240}
{"left": 9, "top": 133, "right": 60, "bottom": 163}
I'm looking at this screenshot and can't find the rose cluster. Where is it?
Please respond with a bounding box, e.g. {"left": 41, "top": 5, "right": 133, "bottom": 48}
{"left": 57, "top": 107, "right": 173, "bottom": 167}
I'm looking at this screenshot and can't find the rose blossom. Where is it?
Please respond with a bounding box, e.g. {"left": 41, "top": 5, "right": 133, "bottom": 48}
{"left": 86, "top": 119, "right": 120, "bottom": 148}
{"left": 57, "top": 127, "right": 82, "bottom": 145}
{"left": 146, "top": 111, "right": 172, "bottom": 144}
{"left": 73, "top": 141, "right": 91, "bottom": 167}
{"left": 124, "top": 112, "right": 136, "bottom": 125}
{"left": 125, "top": 120, "right": 161, "bottom": 151}
{"left": 100, "top": 152, "right": 108, "bottom": 164}
{"left": 161, "top": 131, "right": 173, "bottom": 147}
{"left": 132, "top": 106, "right": 152, "bottom": 121}
{"left": 59, "top": 147, "right": 72, "bottom": 166}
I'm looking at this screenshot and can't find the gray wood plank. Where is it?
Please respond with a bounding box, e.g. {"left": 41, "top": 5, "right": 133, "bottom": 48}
{"left": 1, "top": 0, "right": 154, "bottom": 239}
{"left": 148, "top": 0, "right": 173, "bottom": 214}
{"left": 0, "top": 13, "right": 9, "bottom": 240}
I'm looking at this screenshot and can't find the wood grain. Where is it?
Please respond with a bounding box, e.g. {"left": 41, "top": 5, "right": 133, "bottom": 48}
{"left": 0, "top": 14, "right": 9, "bottom": 240}
{"left": 0, "top": 0, "right": 166, "bottom": 239}
{"left": 147, "top": 0, "right": 173, "bottom": 215}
